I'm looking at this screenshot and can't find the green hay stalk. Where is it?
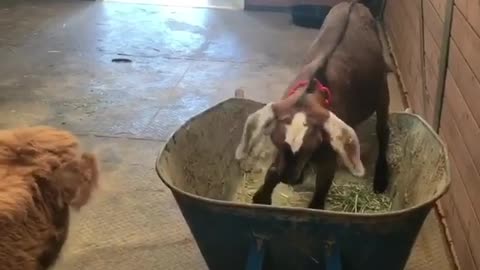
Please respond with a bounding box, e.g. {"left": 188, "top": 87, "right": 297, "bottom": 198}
{"left": 326, "top": 183, "right": 392, "bottom": 213}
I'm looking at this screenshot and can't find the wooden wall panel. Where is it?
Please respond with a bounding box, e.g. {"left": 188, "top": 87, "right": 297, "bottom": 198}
{"left": 441, "top": 161, "right": 478, "bottom": 270}
{"left": 423, "top": 29, "right": 439, "bottom": 122}
{"left": 447, "top": 40, "right": 480, "bottom": 148}
{"left": 430, "top": 0, "right": 448, "bottom": 20}
{"left": 439, "top": 73, "right": 480, "bottom": 270}
{"left": 450, "top": 7, "right": 480, "bottom": 88}
{"left": 440, "top": 73, "right": 480, "bottom": 217}
{"left": 454, "top": 0, "right": 480, "bottom": 36}
{"left": 385, "top": 0, "right": 480, "bottom": 268}
{"left": 424, "top": 0, "right": 444, "bottom": 45}
{"left": 384, "top": 0, "right": 423, "bottom": 113}
{"left": 422, "top": 0, "right": 444, "bottom": 123}
{"left": 438, "top": 1, "right": 480, "bottom": 269}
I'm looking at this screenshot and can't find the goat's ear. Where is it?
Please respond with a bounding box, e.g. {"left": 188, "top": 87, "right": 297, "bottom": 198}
{"left": 235, "top": 103, "right": 276, "bottom": 160}
{"left": 323, "top": 112, "right": 365, "bottom": 177}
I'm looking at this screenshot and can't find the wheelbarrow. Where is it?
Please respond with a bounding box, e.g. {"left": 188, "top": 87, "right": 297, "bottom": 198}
{"left": 155, "top": 97, "right": 450, "bottom": 270}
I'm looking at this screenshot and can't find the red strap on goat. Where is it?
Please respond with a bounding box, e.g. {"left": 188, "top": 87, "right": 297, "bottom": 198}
{"left": 286, "top": 78, "right": 332, "bottom": 107}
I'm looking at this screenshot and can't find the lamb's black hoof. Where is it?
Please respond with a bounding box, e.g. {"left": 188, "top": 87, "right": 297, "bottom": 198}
{"left": 308, "top": 201, "right": 325, "bottom": 210}
{"left": 252, "top": 192, "right": 272, "bottom": 205}
{"left": 373, "top": 156, "right": 389, "bottom": 193}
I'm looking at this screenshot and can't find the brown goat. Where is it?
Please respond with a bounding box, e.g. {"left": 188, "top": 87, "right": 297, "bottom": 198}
{"left": 235, "top": 1, "right": 391, "bottom": 209}
{"left": 0, "top": 126, "right": 99, "bottom": 270}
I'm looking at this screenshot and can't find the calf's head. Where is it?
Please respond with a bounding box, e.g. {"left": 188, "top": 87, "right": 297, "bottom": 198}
{"left": 235, "top": 84, "right": 365, "bottom": 183}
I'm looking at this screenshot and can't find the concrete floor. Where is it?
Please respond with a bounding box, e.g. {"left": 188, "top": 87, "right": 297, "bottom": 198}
{"left": 0, "top": 1, "right": 452, "bottom": 269}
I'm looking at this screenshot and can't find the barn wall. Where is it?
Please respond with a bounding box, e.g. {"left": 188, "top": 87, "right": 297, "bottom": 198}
{"left": 439, "top": 2, "right": 480, "bottom": 269}
{"left": 244, "top": 0, "right": 343, "bottom": 9}
{"left": 384, "top": 0, "right": 480, "bottom": 269}
{"left": 384, "top": 0, "right": 423, "bottom": 115}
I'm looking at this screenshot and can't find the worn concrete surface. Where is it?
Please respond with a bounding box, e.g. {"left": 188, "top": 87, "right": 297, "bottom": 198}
{"left": 0, "top": 1, "right": 451, "bottom": 269}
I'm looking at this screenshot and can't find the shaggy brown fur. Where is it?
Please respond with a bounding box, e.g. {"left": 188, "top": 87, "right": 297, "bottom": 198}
{"left": 0, "top": 126, "right": 99, "bottom": 270}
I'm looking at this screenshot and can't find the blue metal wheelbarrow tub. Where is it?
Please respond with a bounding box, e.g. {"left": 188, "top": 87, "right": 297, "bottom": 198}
{"left": 155, "top": 98, "right": 450, "bottom": 270}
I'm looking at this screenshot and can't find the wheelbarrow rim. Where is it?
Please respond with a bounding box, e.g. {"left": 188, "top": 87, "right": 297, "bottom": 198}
{"left": 155, "top": 98, "right": 452, "bottom": 219}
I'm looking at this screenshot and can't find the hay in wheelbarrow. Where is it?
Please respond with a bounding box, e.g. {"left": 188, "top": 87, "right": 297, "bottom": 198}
{"left": 234, "top": 169, "right": 393, "bottom": 213}
{"left": 327, "top": 183, "right": 392, "bottom": 213}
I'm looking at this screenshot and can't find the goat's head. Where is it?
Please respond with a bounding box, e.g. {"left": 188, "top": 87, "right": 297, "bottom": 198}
{"left": 235, "top": 79, "right": 364, "bottom": 183}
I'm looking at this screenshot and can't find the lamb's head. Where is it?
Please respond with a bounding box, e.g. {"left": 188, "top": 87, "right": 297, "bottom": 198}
{"left": 235, "top": 80, "right": 364, "bottom": 183}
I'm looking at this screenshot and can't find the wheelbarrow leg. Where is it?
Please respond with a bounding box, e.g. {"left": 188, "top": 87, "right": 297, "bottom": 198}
{"left": 245, "top": 237, "right": 265, "bottom": 270}
{"left": 325, "top": 242, "right": 342, "bottom": 270}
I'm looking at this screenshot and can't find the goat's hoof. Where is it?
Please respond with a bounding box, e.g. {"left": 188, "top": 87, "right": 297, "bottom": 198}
{"left": 373, "top": 178, "right": 388, "bottom": 193}
{"left": 373, "top": 169, "right": 389, "bottom": 193}
{"left": 252, "top": 193, "right": 272, "bottom": 205}
{"left": 373, "top": 185, "right": 387, "bottom": 194}
{"left": 308, "top": 201, "right": 325, "bottom": 210}
{"left": 374, "top": 159, "right": 389, "bottom": 193}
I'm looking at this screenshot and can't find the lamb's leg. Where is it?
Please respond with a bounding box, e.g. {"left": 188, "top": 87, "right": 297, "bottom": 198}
{"left": 252, "top": 165, "right": 281, "bottom": 205}
{"left": 373, "top": 78, "right": 390, "bottom": 193}
{"left": 308, "top": 146, "right": 337, "bottom": 209}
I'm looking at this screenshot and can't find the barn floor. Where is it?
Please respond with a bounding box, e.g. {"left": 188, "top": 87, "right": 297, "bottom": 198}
{"left": 0, "top": 1, "right": 455, "bottom": 269}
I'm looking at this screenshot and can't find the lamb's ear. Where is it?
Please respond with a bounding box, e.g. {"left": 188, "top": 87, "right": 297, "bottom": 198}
{"left": 323, "top": 112, "right": 365, "bottom": 177}
{"left": 235, "top": 103, "right": 276, "bottom": 160}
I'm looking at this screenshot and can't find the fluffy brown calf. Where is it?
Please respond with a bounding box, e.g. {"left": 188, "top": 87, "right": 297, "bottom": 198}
{"left": 0, "top": 126, "right": 99, "bottom": 270}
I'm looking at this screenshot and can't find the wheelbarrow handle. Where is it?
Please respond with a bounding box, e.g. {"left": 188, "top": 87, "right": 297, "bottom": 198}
{"left": 325, "top": 243, "right": 343, "bottom": 270}
{"left": 245, "top": 237, "right": 265, "bottom": 270}
{"left": 235, "top": 88, "right": 245, "bottom": 99}
{"left": 245, "top": 236, "right": 343, "bottom": 270}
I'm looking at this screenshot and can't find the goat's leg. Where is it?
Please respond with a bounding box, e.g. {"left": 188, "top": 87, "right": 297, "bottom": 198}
{"left": 309, "top": 146, "right": 337, "bottom": 209}
{"left": 373, "top": 78, "right": 390, "bottom": 193}
{"left": 252, "top": 165, "right": 281, "bottom": 205}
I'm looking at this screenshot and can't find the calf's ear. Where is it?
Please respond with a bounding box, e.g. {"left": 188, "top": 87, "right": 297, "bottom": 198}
{"left": 323, "top": 112, "right": 365, "bottom": 177}
{"left": 235, "top": 103, "right": 276, "bottom": 160}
